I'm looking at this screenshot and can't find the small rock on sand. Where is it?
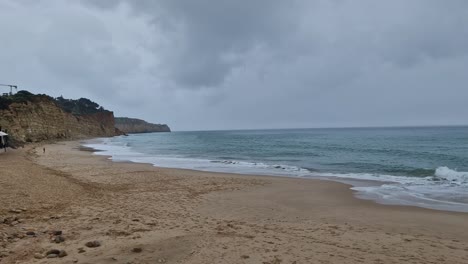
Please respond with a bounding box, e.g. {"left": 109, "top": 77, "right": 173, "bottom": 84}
{"left": 33, "top": 253, "right": 44, "bottom": 259}
{"left": 53, "top": 235, "right": 65, "bottom": 243}
{"left": 58, "top": 250, "right": 68, "bottom": 258}
{"left": 46, "top": 249, "right": 60, "bottom": 255}
{"left": 85, "top": 240, "right": 101, "bottom": 248}
{"left": 2, "top": 217, "right": 18, "bottom": 225}
{"left": 51, "top": 230, "right": 62, "bottom": 236}
{"left": 132, "top": 247, "right": 142, "bottom": 253}
{"left": 47, "top": 254, "right": 58, "bottom": 258}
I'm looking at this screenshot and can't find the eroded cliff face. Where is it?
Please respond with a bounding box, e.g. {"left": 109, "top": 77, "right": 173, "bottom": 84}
{"left": 115, "top": 117, "right": 171, "bottom": 134}
{"left": 0, "top": 97, "right": 119, "bottom": 142}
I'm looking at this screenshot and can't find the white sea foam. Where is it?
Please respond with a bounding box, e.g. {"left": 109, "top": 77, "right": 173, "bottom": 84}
{"left": 434, "top": 166, "right": 468, "bottom": 184}
{"left": 83, "top": 140, "right": 468, "bottom": 213}
{"left": 352, "top": 183, "right": 468, "bottom": 212}
{"left": 85, "top": 139, "right": 313, "bottom": 176}
{"left": 315, "top": 167, "right": 468, "bottom": 212}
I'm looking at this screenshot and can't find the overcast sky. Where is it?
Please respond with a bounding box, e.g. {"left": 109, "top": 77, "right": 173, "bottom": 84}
{"left": 1, "top": 0, "right": 467, "bottom": 131}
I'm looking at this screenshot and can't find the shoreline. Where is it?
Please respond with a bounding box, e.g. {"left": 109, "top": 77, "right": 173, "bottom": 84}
{"left": 81, "top": 139, "right": 468, "bottom": 214}
{"left": 78, "top": 142, "right": 400, "bottom": 204}
{"left": 1, "top": 141, "right": 468, "bottom": 263}
{"left": 53, "top": 141, "right": 468, "bottom": 220}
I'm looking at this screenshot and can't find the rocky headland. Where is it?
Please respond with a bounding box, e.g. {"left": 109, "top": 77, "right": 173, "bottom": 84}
{"left": 115, "top": 117, "right": 171, "bottom": 134}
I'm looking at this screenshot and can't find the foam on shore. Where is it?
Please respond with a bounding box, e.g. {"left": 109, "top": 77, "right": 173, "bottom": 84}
{"left": 84, "top": 138, "right": 468, "bottom": 213}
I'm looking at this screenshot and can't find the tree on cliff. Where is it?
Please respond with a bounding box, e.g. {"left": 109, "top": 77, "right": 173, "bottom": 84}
{"left": 55, "top": 96, "right": 107, "bottom": 115}
{"left": 1, "top": 90, "right": 39, "bottom": 109}
{"left": 1, "top": 90, "right": 108, "bottom": 115}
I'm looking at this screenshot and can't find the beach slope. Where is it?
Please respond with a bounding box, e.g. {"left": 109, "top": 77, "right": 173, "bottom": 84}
{"left": 1, "top": 142, "right": 468, "bottom": 263}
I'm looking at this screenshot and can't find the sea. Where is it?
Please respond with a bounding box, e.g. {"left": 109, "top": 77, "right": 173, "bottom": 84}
{"left": 83, "top": 126, "right": 468, "bottom": 213}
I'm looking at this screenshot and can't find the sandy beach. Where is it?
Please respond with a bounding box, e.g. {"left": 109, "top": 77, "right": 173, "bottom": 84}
{"left": 1, "top": 141, "right": 468, "bottom": 264}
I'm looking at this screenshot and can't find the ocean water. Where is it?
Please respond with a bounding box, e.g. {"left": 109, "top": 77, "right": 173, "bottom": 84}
{"left": 84, "top": 126, "right": 468, "bottom": 212}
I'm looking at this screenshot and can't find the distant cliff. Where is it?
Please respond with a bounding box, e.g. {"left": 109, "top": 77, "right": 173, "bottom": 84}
{"left": 115, "top": 117, "right": 171, "bottom": 134}
{"left": 0, "top": 91, "right": 121, "bottom": 143}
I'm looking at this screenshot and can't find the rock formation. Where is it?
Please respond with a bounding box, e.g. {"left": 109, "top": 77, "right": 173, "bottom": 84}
{"left": 115, "top": 117, "right": 171, "bottom": 134}
{"left": 0, "top": 92, "right": 121, "bottom": 143}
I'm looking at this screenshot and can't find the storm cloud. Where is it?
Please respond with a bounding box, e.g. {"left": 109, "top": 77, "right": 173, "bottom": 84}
{"left": 1, "top": 0, "right": 467, "bottom": 130}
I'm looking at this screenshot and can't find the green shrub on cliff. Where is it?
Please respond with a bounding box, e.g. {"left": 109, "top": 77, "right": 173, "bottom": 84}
{"left": 0, "top": 90, "right": 108, "bottom": 115}
{"left": 11, "top": 90, "right": 37, "bottom": 103}
{"left": 0, "top": 96, "right": 12, "bottom": 110}
{"left": 1, "top": 90, "right": 52, "bottom": 104}
{"left": 0, "top": 90, "right": 40, "bottom": 109}
{"left": 55, "top": 96, "right": 107, "bottom": 115}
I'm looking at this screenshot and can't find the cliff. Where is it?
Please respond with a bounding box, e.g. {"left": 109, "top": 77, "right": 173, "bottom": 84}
{"left": 115, "top": 117, "right": 171, "bottom": 134}
{"left": 0, "top": 92, "right": 120, "bottom": 143}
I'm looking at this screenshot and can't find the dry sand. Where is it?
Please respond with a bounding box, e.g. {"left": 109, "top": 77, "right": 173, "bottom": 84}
{"left": 1, "top": 141, "right": 468, "bottom": 264}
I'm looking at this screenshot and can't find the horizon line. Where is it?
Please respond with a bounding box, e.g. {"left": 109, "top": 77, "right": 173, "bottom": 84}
{"left": 173, "top": 124, "right": 468, "bottom": 132}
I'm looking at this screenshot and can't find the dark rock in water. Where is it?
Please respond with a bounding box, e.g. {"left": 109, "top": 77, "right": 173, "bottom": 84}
{"left": 46, "top": 249, "right": 60, "bottom": 255}
{"left": 274, "top": 165, "right": 282, "bottom": 169}
{"left": 58, "top": 250, "right": 68, "bottom": 258}
{"left": 85, "top": 240, "right": 101, "bottom": 248}
{"left": 132, "top": 247, "right": 143, "bottom": 253}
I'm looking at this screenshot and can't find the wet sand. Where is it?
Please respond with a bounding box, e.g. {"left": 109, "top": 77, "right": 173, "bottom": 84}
{"left": 1, "top": 141, "right": 468, "bottom": 263}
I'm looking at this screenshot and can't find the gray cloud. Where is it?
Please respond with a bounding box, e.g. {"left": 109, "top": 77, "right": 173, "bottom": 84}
{"left": 1, "top": 0, "right": 467, "bottom": 130}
